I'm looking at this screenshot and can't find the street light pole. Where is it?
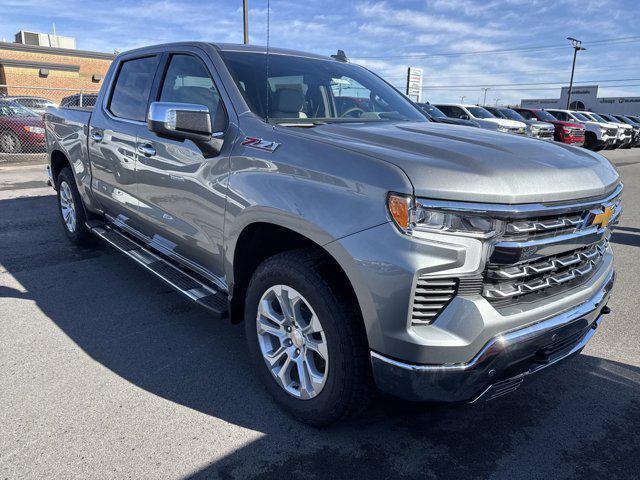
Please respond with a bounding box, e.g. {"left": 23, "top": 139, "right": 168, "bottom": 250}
{"left": 481, "top": 87, "right": 490, "bottom": 106}
{"left": 566, "top": 37, "right": 586, "bottom": 109}
{"left": 243, "top": 0, "right": 249, "bottom": 44}
{"left": 460, "top": 95, "right": 466, "bottom": 103}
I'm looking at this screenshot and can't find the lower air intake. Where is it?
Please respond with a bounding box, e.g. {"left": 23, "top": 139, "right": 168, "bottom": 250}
{"left": 411, "top": 277, "right": 459, "bottom": 326}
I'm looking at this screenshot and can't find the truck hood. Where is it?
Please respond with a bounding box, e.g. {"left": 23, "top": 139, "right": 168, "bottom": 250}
{"left": 295, "top": 121, "right": 619, "bottom": 203}
{"left": 478, "top": 118, "right": 525, "bottom": 128}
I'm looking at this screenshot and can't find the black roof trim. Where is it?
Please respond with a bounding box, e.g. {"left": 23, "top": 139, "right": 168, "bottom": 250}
{"left": 0, "top": 41, "right": 115, "bottom": 60}
{"left": 0, "top": 58, "right": 80, "bottom": 71}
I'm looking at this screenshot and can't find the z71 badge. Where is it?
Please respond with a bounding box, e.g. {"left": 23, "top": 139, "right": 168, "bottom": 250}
{"left": 242, "top": 137, "right": 280, "bottom": 152}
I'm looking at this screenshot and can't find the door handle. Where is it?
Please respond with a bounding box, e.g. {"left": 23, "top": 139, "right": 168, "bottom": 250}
{"left": 137, "top": 144, "right": 156, "bottom": 157}
{"left": 90, "top": 130, "right": 103, "bottom": 142}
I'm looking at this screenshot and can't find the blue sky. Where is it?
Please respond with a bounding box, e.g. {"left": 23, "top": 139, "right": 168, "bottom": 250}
{"left": 2, "top": 0, "right": 639, "bottom": 104}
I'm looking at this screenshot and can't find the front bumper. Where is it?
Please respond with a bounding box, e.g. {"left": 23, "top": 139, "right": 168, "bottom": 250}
{"left": 370, "top": 270, "right": 614, "bottom": 402}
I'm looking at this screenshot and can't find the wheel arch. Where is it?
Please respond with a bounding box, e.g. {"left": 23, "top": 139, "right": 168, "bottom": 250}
{"left": 50, "top": 149, "right": 71, "bottom": 186}
{"left": 228, "top": 221, "right": 363, "bottom": 328}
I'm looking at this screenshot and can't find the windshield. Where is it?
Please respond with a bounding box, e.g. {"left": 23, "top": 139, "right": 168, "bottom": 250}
{"left": 571, "top": 112, "right": 590, "bottom": 122}
{"left": 499, "top": 108, "right": 525, "bottom": 121}
{"left": 536, "top": 110, "right": 558, "bottom": 122}
{"left": 418, "top": 103, "right": 447, "bottom": 119}
{"left": 466, "top": 106, "right": 495, "bottom": 119}
{"left": 599, "top": 114, "right": 617, "bottom": 123}
{"left": 219, "top": 51, "right": 426, "bottom": 123}
{"left": 589, "top": 113, "right": 609, "bottom": 123}
{"left": 0, "top": 101, "right": 38, "bottom": 117}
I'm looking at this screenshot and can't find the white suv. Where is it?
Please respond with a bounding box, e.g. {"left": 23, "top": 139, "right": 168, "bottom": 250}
{"left": 593, "top": 113, "right": 634, "bottom": 148}
{"left": 547, "top": 109, "right": 618, "bottom": 151}
{"left": 435, "top": 104, "right": 527, "bottom": 135}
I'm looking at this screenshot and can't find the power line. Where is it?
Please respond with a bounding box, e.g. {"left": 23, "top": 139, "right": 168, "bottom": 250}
{"left": 382, "top": 63, "right": 640, "bottom": 81}
{"left": 418, "top": 78, "right": 640, "bottom": 90}
{"left": 355, "top": 35, "right": 640, "bottom": 59}
{"left": 394, "top": 84, "right": 640, "bottom": 92}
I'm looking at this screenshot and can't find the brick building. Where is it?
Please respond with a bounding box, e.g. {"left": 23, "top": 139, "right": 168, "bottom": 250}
{"left": 0, "top": 41, "right": 114, "bottom": 103}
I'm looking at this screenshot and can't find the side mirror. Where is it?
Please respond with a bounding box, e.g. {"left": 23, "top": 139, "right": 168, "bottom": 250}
{"left": 460, "top": 114, "right": 470, "bottom": 120}
{"left": 148, "top": 102, "right": 214, "bottom": 142}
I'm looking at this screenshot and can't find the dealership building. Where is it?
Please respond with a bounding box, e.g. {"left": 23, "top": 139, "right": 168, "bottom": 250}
{"left": 521, "top": 85, "right": 640, "bottom": 116}
{"left": 0, "top": 30, "right": 114, "bottom": 104}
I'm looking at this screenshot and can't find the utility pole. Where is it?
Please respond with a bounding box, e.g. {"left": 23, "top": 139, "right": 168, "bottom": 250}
{"left": 481, "top": 87, "right": 490, "bottom": 106}
{"left": 494, "top": 98, "right": 501, "bottom": 107}
{"left": 243, "top": 0, "right": 249, "bottom": 44}
{"left": 566, "top": 37, "right": 586, "bottom": 109}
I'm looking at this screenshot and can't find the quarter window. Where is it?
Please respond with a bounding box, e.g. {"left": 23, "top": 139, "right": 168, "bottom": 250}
{"left": 109, "top": 56, "right": 157, "bottom": 121}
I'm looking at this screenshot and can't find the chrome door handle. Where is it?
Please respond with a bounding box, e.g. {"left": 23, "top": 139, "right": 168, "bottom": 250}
{"left": 137, "top": 144, "right": 156, "bottom": 156}
{"left": 90, "top": 131, "right": 103, "bottom": 142}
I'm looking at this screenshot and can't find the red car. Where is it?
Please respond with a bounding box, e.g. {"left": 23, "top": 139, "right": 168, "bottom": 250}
{"left": 514, "top": 108, "right": 585, "bottom": 146}
{"left": 0, "top": 100, "right": 46, "bottom": 154}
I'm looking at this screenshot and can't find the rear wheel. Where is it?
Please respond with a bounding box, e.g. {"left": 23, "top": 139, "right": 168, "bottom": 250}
{"left": 0, "top": 130, "right": 21, "bottom": 153}
{"left": 56, "top": 167, "right": 92, "bottom": 245}
{"left": 244, "top": 249, "right": 372, "bottom": 426}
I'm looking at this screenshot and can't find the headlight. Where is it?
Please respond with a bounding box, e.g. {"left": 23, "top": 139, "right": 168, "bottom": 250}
{"left": 23, "top": 126, "right": 45, "bottom": 134}
{"left": 387, "top": 193, "right": 501, "bottom": 238}
{"left": 496, "top": 125, "right": 509, "bottom": 132}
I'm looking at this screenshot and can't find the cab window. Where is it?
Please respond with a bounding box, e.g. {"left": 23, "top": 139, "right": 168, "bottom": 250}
{"left": 159, "top": 54, "right": 227, "bottom": 132}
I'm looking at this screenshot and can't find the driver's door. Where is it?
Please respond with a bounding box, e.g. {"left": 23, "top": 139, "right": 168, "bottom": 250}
{"left": 135, "top": 50, "right": 231, "bottom": 280}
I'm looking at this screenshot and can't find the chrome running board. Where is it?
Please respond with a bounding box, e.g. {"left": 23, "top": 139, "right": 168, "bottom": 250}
{"left": 90, "top": 224, "right": 228, "bottom": 318}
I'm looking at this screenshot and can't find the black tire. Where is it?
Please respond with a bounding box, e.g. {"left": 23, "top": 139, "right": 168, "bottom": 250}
{"left": 584, "top": 132, "right": 598, "bottom": 151}
{"left": 244, "top": 249, "right": 373, "bottom": 426}
{"left": 55, "top": 167, "right": 92, "bottom": 245}
{"left": 0, "top": 130, "right": 22, "bottom": 154}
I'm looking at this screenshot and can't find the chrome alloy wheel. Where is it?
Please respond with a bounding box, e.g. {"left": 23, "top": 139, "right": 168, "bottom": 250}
{"left": 256, "top": 285, "right": 329, "bottom": 399}
{"left": 59, "top": 181, "right": 77, "bottom": 233}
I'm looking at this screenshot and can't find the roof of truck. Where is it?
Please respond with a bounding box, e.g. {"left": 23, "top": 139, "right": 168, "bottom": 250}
{"left": 212, "top": 43, "right": 333, "bottom": 61}
{"left": 117, "top": 42, "right": 343, "bottom": 63}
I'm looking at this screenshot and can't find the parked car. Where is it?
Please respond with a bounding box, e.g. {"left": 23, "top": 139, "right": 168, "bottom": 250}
{"left": 514, "top": 108, "right": 585, "bottom": 146}
{"left": 59, "top": 93, "right": 98, "bottom": 108}
{"left": 485, "top": 106, "right": 555, "bottom": 140}
{"left": 2, "top": 96, "right": 57, "bottom": 116}
{"left": 416, "top": 102, "right": 480, "bottom": 127}
{"left": 45, "top": 42, "right": 620, "bottom": 426}
{"left": 579, "top": 112, "right": 630, "bottom": 149}
{"left": 546, "top": 109, "right": 617, "bottom": 151}
{"left": 0, "top": 100, "right": 46, "bottom": 153}
{"left": 612, "top": 114, "right": 640, "bottom": 147}
{"left": 435, "top": 103, "right": 527, "bottom": 134}
{"left": 595, "top": 113, "right": 634, "bottom": 148}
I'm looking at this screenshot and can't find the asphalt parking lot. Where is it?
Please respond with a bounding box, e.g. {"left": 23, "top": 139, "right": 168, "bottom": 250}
{"left": 1, "top": 149, "right": 639, "bottom": 480}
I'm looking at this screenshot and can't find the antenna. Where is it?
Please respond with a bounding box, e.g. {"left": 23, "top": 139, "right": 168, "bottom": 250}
{"left": 265, "top": 0, "right": 271, "bottom": 124}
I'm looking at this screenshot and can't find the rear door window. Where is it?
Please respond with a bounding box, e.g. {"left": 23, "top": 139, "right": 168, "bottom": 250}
{"left": 109, "top": 56, "right": 157, "bottom": 121}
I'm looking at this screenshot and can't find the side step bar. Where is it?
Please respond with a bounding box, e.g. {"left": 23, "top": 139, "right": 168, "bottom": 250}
{"left": 91, "top": 225, "right": 228, "bottom": 318}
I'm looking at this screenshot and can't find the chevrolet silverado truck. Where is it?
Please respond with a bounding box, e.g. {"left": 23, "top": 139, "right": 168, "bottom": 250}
{"left": 44, "top": 42, "right": 621, "bottom": 426}
{"left": 547, "top": 109, "right": 618, "bottom": 151}
{"left": 484, "top": 106, "right": 555, "bottom": 140}
{"left": 514, "top": 108, "right": 585, "bottom": 146}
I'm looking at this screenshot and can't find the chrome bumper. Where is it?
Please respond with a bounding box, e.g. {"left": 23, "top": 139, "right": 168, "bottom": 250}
{"left": 370, "top": 270, "right": 614, "bottom": 403}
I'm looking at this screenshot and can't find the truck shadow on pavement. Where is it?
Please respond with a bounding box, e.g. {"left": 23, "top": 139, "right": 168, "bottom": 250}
{"left": 2, "top": 194, "right": 640, "bottom": 480}
{"left": 612, "top": 226, "right": 640, "bottom": 247}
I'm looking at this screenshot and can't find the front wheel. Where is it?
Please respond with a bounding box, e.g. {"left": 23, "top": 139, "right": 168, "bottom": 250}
{"left": 0, "top": 130, "right": 21, "bottom": 153}
{"left": 244, "top": 249, "right": 373, "bottom": 426}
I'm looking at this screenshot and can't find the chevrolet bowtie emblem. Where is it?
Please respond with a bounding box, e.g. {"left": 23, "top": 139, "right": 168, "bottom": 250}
{"left": 589, "top": 205, "right": 615, "bottom": 229}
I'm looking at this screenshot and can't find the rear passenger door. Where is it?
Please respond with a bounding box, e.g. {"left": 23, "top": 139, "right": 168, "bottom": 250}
{"left": 134, "top": 49, "right": 232, "bottom": 281}
{"left": 89, "top": 54, "right": 160, "bottom": 227}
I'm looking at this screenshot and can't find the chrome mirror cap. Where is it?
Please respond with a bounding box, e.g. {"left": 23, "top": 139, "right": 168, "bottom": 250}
{"left": 148, "top": 102, "right": 213, "bottom": 141}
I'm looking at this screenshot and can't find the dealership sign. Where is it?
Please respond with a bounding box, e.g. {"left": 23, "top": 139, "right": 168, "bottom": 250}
{"left": 406, "top": 67, "right": 423, "bottom": 100}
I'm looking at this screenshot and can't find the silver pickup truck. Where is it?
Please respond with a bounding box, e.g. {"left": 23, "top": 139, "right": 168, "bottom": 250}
{"left": 45, "top": 42, "right": 621, "bottom": 426}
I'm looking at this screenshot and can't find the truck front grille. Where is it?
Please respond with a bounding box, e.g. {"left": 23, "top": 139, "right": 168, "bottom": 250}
{"left": 607, "top": 128, "right": 617, "bottom": 136}
{"left": 411, "top": 277, "right": 458, "bottom": 325}
{"left": 482, "top": 189, "right": 621, "bottom": 304}
{"left": 483, "top": 240, "right": 608, "bottom": 299}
